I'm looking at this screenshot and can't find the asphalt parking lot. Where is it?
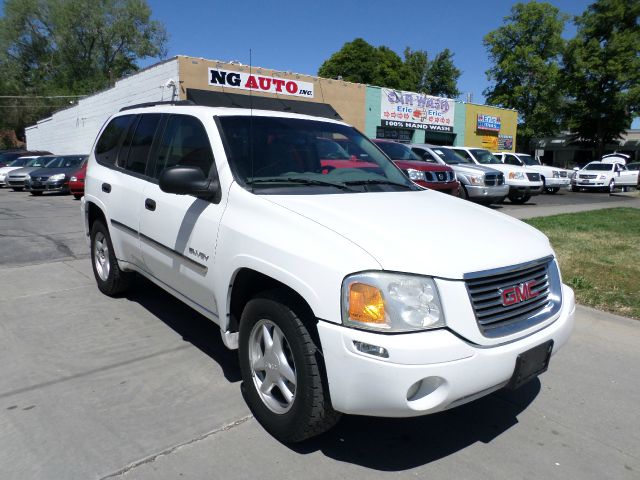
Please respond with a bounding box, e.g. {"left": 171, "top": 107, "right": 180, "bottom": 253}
{"left": 1, "top": 187, "right": 639, "bottom": 479}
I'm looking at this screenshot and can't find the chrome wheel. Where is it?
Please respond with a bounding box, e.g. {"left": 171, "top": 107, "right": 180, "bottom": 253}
{"left": 93, "top": 231, "right": 110, "bottom": 281}
{"left": 248, "top": 319, "right": 297, "bottom": 414}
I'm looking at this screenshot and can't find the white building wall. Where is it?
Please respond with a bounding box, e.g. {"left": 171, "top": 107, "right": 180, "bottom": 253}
{"left": 25, "top": 58, "right": 179, "bottom": 154}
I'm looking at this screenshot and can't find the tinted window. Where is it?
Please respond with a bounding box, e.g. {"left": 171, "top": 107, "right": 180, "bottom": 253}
{"left": 584, "top": 163, "right": 613, "bottom": 171}
{"left": 95, "top": 115, "right": 135, "bottom": 165}
{"left": 432, "top": 147, "right": 469, "bottom": 164}
{"left": 44, "top": 156, "right": 86, "bottom": 168}
{"left": 8, "top": 157, "right": 30, "bottom": 167}
{"left": 455, "top": 149, "right": 472, "bottom": 160}
{"left": 152, "top": 115, "right": 214, "bottom": 178}
{"left": 470, "top": 149, "right": 501, "bottom": 164}
{"left": 504, "top": 155, "right": 521, "bottom": 166}
{"left": 376, "top": 142, "right": 421, "bottom": 161}
{"left": 120, "top": 114, "right": 161, "bottom": 175}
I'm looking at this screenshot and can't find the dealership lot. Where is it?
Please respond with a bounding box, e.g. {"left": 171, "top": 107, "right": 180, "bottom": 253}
{"left": 1, "top": 187, "right": 639, "bottom": 479}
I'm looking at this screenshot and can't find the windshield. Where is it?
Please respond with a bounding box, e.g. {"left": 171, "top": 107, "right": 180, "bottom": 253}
{"left": 375, "top": 142, "right": 422, "bottom": 161}
{"left": 26, "top": 157, "right": 53, "bottom": 167}
{"left": 517, "top": 154, "right": 539, "bottom": 166}
{"left": 43, "top": 156, "right": 86, "bottom": 168}
{"left": 584, "top": 163, "right": 613, "bottom": 171}
{"left": 432, "top": 147, "right": 470, "bottom": 164}
{"left": 471, "top": 149, "right": 501, "bottom": 164}
{"left": 7, "top": 157, "right": 30, "bottom": 167}
{"left": 218, "top": 116, "right": 415, "bottom": 194}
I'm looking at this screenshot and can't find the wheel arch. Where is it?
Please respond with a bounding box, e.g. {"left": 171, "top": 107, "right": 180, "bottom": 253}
{"left": 226, "top": 267, "right": 322, "bottom": 350}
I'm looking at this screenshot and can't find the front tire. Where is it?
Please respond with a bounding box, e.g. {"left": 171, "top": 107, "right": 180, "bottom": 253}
{"left": 459, "top": 185, "right": 469, "bottom": 200}
{"left": 90, "top": 220, "right": 133, "bottom": 296}
{"left": 73, "top": 193, "right": 82, "bottom": 200}
{"left": 508, "top": 193, "right": 530, "bottom": 204}
{"left": 239, "top": 293, "right": 340, "bottom": 442}
{"left": 608, "top": 179, "right": 615, "bottom": 194}
{"left": 30, "top": 191, "right": 43, "bottom": 196}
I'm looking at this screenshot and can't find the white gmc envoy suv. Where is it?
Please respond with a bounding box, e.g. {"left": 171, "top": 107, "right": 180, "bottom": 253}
{"left": 82, "top": 102, "right": 575, "bottom": 442}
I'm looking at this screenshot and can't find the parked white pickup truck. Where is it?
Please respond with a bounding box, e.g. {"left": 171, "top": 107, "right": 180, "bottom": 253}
{"left": 451, "top": 147, "right": 543, "bottom": 204}
{"left": 571, "top": 161, "right": 639, "bottom": 192}
{"left": 82, "top": 101, "right": 575, "bottom": 442}
{"left": 496, "top": 152, "right": 570, "bottom": 194}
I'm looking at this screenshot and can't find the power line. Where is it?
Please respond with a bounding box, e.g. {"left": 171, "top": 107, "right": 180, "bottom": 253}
{"left": 0, "top": 95, "right": 87, "bottom": 98}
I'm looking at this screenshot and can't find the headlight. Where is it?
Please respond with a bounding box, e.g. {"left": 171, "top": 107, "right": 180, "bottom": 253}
{"left": 49, "top": 173, "right": 65, "bottom": 181}
{"left": 70, "top": 176, "right": 77, "bottom": 182}
{"left": 25, "top": 174, "right": 31, "bottom": 181}
{"left": 342, "top": 272, "right": 445, "bottom": 332}
{"left": 553, "top": 171, "right": 560, "bottom": 178}
{"left": 0, "top": 173, "right": 6, "bottom": 179}
{"left": 468, "top": 174, "right": 484, "bottom": 185}
{"left": 508, "top": 171, "right": 525, "bottom": 180}
{"left": 599, "top": 175, "right": 606, "bottom": 180}
{"left": 405, "top": 169, "right": 426, "bottom": 181}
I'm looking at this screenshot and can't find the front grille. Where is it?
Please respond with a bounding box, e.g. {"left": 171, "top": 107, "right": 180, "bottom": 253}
{"left": 580, "top": 174, "right": 597, "bottom": 179}
{"left": 465, "top": 257, "right": 562, "bottom": 337}
{"left": 526, "top": 172, "right": 540, "bottom": 182}
{"left": 423, "top": 170, "right": 454, "bottom": 183}
{"left": 484, "top": 173, "right": 504, "bottom": 186}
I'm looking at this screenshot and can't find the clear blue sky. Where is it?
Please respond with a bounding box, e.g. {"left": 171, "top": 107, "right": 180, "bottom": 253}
{"left": 145, "top": 0, "right": 594, "bottom": 104}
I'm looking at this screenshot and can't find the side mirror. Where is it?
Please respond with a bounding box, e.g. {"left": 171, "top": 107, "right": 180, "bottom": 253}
{"left": 159, "top": 166, "right": 220, "bottom": 201}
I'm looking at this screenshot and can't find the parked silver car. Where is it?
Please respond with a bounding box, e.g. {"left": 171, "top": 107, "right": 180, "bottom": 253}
{"left": 6, "top": 156, "right": 56, "bottom": 191}
{"left": 410, "top": 144, "right": 509, "bottom": 204}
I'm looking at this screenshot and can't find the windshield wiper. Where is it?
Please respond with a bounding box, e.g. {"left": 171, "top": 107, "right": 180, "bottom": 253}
{"left": 343, "top": 179, "right": 415, "bottom": 189}
{"left": 247, "top": 177, "right": 353, "bottom": 191}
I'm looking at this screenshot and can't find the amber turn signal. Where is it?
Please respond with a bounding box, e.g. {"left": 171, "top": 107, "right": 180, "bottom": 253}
{"left": 349, "top": 283, "right": 386, "bottom": 324}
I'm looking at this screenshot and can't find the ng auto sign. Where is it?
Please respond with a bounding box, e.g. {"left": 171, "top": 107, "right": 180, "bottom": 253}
{"left": 208, "top": 68, "right": 314, "bottom": 98}
{"left": 381, "top": 89, "right": 455, "bottom": 132}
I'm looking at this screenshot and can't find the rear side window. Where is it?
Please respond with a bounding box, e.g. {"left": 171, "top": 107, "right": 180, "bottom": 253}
{"left": 152, "top": 115, "right": 214, "bottom": 179}
{"left": 456, "top": 150, "right": 472, "bottom": 160}
{"left": 119, "top": 114, "right": 162, "bottom": 175}
{"left": 95, "top": 115, "right": 135, "bottom": 165}
{"left": 504, "top": 155, "right": 520, "bottom": 166}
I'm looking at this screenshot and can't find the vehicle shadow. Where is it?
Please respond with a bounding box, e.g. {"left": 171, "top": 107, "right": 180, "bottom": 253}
{"left": 289, "top": 379, "right": 541, "bottom": 471}
{"left": 124, "top": 275, "right": 241, "bottom": 383}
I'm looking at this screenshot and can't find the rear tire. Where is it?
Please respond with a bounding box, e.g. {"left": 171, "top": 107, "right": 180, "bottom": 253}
{"left": 570, "top": 185, "right": 579, "bottom": 192}
{"left": 239, "top": 293, "right": 340, "bottom": 442}
{"left": 546, "top": 187, "right": 559, "bottom": 194}
{"left": 73, "top": 194, "right": 82, "bottom": 200}
{"left": 608, "top": 179, "right": 615, "bottom": 194}
{"left": 90, "top": 220, "right": 134, "bottom": 296}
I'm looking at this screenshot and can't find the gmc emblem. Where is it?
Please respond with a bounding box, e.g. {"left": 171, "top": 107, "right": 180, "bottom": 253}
{"left": 500, "top": 280, "right": 539, "bottom": 306}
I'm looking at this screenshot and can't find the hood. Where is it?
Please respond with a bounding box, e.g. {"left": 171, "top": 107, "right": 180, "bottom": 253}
{"left": 7, "top": 166, "right": 45, "bottom": 177}
{"left": 393, "top": 160, "right": 451, "bottom": 172}
{"left": 449, "top": 163, "right": 501, "bottom": 175}
{"left": 264, "top": 190, "right": 552, "bottom": 279}
{"left": 29, "top": 167, "right": 77, "bottom": 177}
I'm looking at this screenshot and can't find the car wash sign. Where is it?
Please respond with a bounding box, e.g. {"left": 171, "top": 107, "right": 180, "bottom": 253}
{"left": 208, "top": 68, "right": 314, "bottom": 98}
{"left": 381, "top": 89, "right": 455, "bottom": 132}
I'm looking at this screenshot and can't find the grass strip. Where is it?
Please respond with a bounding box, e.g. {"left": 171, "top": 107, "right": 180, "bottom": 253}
{"left": 525, "top": 208, "right": 640, "bottom": 320}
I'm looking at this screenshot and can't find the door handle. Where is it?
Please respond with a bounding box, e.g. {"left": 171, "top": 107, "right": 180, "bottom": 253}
{"left": 101, "top": 182, "right": 111, "bottom": 193}
{"left": 145, "top": 198, "right": 156, "bottom": 211}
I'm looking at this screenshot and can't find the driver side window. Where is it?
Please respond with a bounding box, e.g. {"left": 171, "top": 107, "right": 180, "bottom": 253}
{"left": 152, "top": 115, "right": 215, "bottom": 179}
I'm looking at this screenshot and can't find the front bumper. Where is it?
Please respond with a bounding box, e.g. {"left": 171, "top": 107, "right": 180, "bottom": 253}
{"left": 415, "top": 180, "right": 460, "bottom": 195}
{"left": 27, "top": 180, "right": 67, "bottom": 192}
{"left": 7, "top": 178, "right": 27, "bottom": 188}
{"left": 465, "top": 183, "right": 509, "bottom": 202}
{"left": 508, "top": 184, "right": 543, "bottom": 196}
{"left": 545, "top": 178, "right": 570, "bottom": 187}
{"left": 318, "top": 284, "right": 575, "bottom": 417}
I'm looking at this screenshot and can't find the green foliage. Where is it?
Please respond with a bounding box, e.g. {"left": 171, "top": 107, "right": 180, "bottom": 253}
{"left": 563, "top": 0, "right": 640, "bottom": 156}
{"left": 424, "top": 49, "right": 461, "bottom": 98}
{"left": 0, "top": 0, "right": 168, "bottom": 138}
{"left": 318, "top": 39, "right": 461, "bottom": 96}
{"left": 484, "top": 2, "right": 568, "bottom": 149}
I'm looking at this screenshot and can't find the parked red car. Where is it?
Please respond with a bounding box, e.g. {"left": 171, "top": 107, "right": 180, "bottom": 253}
{"left": 68, "top": 160, "right": 87, "bottom": 199}
{"left": 371, "top": 139, "right": 460, "bottom": 194}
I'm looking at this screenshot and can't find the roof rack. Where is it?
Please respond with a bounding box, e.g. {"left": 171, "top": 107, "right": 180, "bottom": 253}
{"left": 119, "top": 100, "right": 195, "bottom": 112}
{"left": 186, "top": 89, "right": 343, "bottom": 120}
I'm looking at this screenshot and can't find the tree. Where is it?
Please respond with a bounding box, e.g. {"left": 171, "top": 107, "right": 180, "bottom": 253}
{"left": 563, "top": 0, "right": 640, "bottom": 157}
{"left": 319, "top": 40, "right": 462, "bottom": 96}
{"left": 0, "top": 0, "right": 168, "bottom": 140}
{"left": 318, "top": 38, "right": 413, "bottom": 90}
{"left": 424, "top": 49, "right": 461, "bottom": 98}
{"left": 483, "top": 2, "right": 568, "bottom": 149}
